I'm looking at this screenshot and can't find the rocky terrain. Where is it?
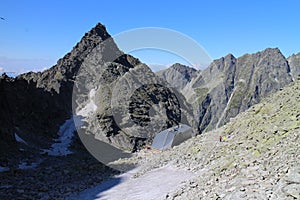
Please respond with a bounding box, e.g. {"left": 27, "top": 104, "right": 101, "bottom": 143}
{"left": 156, "top": 63, "right": 198, "bottom": 91}
{"left": 111, "top": 80, "right": 300, "bottom": 199}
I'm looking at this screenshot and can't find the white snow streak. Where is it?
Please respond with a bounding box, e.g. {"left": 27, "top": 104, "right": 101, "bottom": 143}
{"left": 77, "top": 89, "right": 98, "bottom": 117}
{"left": 18, "top": 161, "right": 39, "bottom": 170}
{"left": 14, "top": 133, "right": 28, "bottom": 145}
{"left": 0, "top": 166, "right": 9, "bottom": 172}
{"left": 42, "top": 116, "right": 83, "bottom": 156}
{"left": 69, "top": 165, "right": 195, "bottom": 200}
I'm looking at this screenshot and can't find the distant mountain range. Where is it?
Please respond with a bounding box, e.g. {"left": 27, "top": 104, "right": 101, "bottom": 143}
{"left": 158, "top": 48, "right": 300, "bottom": 132}
{"left": 0, "top": 22, "right": 299, "bottom": 169}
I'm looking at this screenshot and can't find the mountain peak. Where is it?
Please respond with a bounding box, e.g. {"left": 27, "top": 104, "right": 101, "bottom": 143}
{"left": 224, "top": 53, "right": 236, "bottom": 60}
{"left": 261, "top": 47, "right": 282, "bottom": 55}
{"left": 84, "top": 22, "right": 111, "bottom": 41}
{"left": 170, "top": 63, "right": 197, "bottom": 72}
{"left": 156, "top": 63, "right": 198, "bottom": 91}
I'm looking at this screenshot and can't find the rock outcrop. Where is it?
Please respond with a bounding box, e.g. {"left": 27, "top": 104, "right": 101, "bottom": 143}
{"left": 288, "top": 52, "right": 300, "bottom": 80}
{"left": 156, "top": 63, "right": 198, "bottom": 91}
{"left": 183, "top": 48, "right": 293, "bottom": 132}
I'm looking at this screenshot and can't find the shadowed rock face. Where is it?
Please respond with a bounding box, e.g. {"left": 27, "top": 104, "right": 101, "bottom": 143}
{"left": 0, "top": 23, "right": 112, "bottom": 160}
{"left": 182, "top": 48, "right": 294, "bottom": 132}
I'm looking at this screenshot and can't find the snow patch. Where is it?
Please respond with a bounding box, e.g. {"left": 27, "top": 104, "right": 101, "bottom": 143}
{"left": 42, "top": 116, "right": 83, "bottom": 156}
{"left": 69, "top": 165, "right": 195, "bottom": 200}
{"left": 77, "top": 89, "right": 98, "bottom": 117}
{"left": 0, "top": 166, "right": 9, "bottom": 172}
{"left": 0, "top": 184, "right": 12, "bottom": 189}
{"left": 14, "top": 133, "right": 28, "bottom": 145}
{"left": 289, "top": 72, "right": 295, "bottom": 82}
{"left": 18, "top": 161, "right": 39, "bottom": 170}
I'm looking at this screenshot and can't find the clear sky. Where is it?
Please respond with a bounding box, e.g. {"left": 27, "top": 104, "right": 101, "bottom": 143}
{"left": 1, "top": 0, "right": 300, "bottom": 73}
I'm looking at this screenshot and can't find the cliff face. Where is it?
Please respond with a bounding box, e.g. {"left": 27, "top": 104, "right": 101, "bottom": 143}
{"left": 182, "top": 48, "right": 293, "bottom": 132}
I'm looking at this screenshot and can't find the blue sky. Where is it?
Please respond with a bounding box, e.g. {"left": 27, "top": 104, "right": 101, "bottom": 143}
{"left": 1, "top": 0, "right": 300, "bottom": 73}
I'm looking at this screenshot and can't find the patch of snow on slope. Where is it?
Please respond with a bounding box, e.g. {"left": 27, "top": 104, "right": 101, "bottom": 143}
{"left": 69, "top": 165, "right": 195, "bottom": 200}
{"left": 18, "top": 161, "right": 40, "bottom": 170}
{"left": 0, "top": 166, "right": 9, "bottom": 172}
{"left": 77, "top": 89, "right": 98, "bottom": 117}
{"left": 14, "top": 133, "right": 28, "bottom": 145}
{"left": 43, "top": 116, "right": 83, "bottom": 156}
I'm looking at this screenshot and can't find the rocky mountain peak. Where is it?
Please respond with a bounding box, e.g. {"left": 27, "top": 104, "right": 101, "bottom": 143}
{"left": 170, "top": 63, "right": 196, "bottom": 71}
{"left": 0, "top": 23, "right": 121, "bottom": 160}
{"left": 67, "top": 22, "right": 113, "bottom": 64}
{"left": 156, "top": 63, "right": 198, "bottom": 91}
{"left": 85, "top": 23, "right": 110, "bottom": 40}
{"left": 224, "top": 53, "right": 236, "bottom": 60}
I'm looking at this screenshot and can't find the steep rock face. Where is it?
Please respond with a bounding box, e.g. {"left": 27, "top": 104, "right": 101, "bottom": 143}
{"left": 156, "top": 63, "right": 198, "bottom": 91}
{"left": 183, "top": 48, "right": 293, "bottom": 132}
{"left": 288, "top": 52, "right": 300, "bottom": 80}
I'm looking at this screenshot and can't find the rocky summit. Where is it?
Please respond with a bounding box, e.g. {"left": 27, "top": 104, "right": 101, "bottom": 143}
{"left": 0, "top": 23, "right": 111, "bottom": 159}
{"left": 156, "top": 63, "right": 198, "bottom": 91}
